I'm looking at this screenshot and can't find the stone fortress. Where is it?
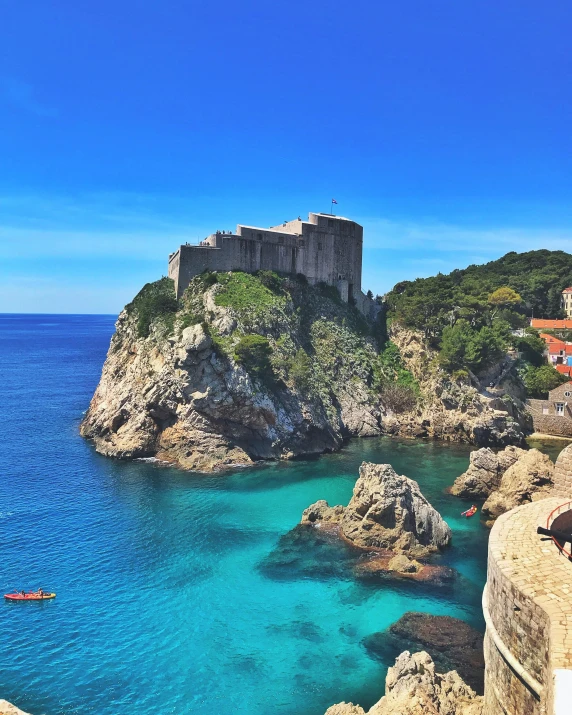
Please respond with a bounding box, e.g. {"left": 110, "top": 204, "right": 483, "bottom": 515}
{"left": 168, "top": 212, "right": 379, "bottom": 317}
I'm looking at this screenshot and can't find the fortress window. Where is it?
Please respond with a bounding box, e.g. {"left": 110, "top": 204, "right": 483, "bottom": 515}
{"left": 257, "top": 233, "right": 262, "bottom": 240}
{"left": 318, "top": 243, "right": 322, "bottom": 250}
{"left": 328, "top": 219, "right": 334, "bottom": 227}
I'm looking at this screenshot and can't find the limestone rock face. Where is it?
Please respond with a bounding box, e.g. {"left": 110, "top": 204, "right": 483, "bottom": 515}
{"left": 340, "top": 463, "right": 452, "bottom": 555}
{"left": 481, "top": 448, "right": 554, "bottom": 520}
{"left": 81, "top": 276, "right": 384, "bottom": 472}
{"left": 325, "top": 651, "right": 483, "bottom": 715}
{"left": 0, "top": 700, "right": 32, "bottom": 715}
{"left": 301, "top": 500, "right": 345, "bottom": 525}
{"left": 450, "top": 446, "right": 525, "bottom": 499}
{"left": 385, "top": 324, "right": 528, "bottom": 448}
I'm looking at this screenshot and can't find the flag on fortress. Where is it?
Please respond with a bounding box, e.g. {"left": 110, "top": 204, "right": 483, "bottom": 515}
{"left": 332, "top": 199, "right": 338, "bottom": 204}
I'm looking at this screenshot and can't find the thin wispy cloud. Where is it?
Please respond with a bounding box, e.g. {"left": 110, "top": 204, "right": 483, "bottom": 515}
{"left": 361, "top": 217, "right": 572, "bottom": 255}
{"left": 0, "top": 77, "right": 57, "bottom": 117}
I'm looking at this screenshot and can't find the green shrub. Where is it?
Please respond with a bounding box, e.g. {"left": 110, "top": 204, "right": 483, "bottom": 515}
{"left": 234, "top": 334, "right": 274, "bottom": 382}
{"left": 524, "top": 364, "right": 569, "bottom": 398}
{"left": 290, "top": 348, "right": 312, "bottom": 390}
{"left": 126, "top": 277, "right": 178, "bottom": 338}
{"left": 256, "top": 270, "right": 282, "bottom": 293}
{"left": 317, "top": 282, "right": 342, "bottom": 304}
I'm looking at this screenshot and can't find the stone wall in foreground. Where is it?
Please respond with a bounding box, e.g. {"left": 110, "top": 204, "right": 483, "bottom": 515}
{"left": 483, "top": 497, "right": 572, "bottom": 715}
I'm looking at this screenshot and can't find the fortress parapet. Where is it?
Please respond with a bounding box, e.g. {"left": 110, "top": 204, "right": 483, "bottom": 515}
{"left": 483, "top": 444, "right": 572, "bottom": 715}
{"left": 168, "top": 212, "right": 378, "bottom": 318}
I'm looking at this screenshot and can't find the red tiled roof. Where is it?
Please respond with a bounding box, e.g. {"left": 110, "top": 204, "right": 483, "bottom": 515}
{"left": 562, "top": 287, "right": 572, "bottom": 293}
{"left": 556, "top": 365, "right": 572, "bottom": 376}
{"left": 540, "top": 333, "right": 565, "bottom": 344}
{"left": 531, "top": 319, "right": 572, "bottom": 329}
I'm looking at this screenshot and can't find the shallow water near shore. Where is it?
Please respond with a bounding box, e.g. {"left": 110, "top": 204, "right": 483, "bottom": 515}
{"left": 0, "top": 314, "right": 564, "bottom": 715}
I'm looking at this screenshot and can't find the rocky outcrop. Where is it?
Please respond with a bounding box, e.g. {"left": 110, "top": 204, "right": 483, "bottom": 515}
{"left": 324, "top": 651, "right": 483, "bottom": 715}
{"left": 481, "top": 448, "right": 554, "bottom": 520}
{"left": 342, "top": 463, "right": 451, "bottom": 554}
{"left": 81, "top": 275, "right": 384, "bottom": 471}
{"left": 450, "top": 445, "right": 554, "bottom": 521}
{"left": 362, "top": 612, "right": 485, "bottom": 694}
{"left": 386, "top": 325, "right": 528, "bottom": 447}
{"left": 301, "top": 462, "right": 451, "bottom": 558}
{"left": 450, "top": 446, "right": 525, "bottom": 499}
{"left": 0, "top": 701, "right": 32, "bottom": 715}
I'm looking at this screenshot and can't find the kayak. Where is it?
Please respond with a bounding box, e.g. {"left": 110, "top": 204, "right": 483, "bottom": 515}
{"left": 461, "top": 507, "right": 478, "bottom": 518}
{"left": 4, "top": 592, "right": 56, "bottom": 601}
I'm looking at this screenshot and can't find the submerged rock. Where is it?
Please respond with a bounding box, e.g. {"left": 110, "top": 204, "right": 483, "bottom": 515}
{"left": 340, "top": 462, "right": 451, "bottom": 556}
{"left": 362, "top": 612, "right": 484, "bottom": 694}
{"left": 325, "top": 650, "right": 483, "bottom": 715}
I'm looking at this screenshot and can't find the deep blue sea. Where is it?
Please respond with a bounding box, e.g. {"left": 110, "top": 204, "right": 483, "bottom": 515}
{"left": 1, "top": 314, "right": 556, "bottom": 715}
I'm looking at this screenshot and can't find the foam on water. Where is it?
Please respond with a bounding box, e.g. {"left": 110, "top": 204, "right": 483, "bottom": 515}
{"left": 0, "top": 313, "right": 546, "bottom": 715}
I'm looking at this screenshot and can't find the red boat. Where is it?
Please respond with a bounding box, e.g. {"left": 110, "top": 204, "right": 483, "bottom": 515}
{"left": 4, "top": 591, "right": 56, "bottom": 601}
{"left": 461, "top": 506, "right": 478, "bottom": 518}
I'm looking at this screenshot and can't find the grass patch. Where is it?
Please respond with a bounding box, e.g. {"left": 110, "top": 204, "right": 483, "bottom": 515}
{"left": 215, "top": 272, "right": 282, "bottom": 312}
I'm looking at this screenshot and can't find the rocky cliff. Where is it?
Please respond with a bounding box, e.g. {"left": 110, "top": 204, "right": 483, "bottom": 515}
{"left": 302, "top": 461, "right": 451, "bottom": 558}
{"left": 324, "top": 650, "right": 483, "bottom": 715}
{"left": 385, "top": 325, "right": 528, "bottom": 447}
{"left": 81, "top": 274, "right": 527, "bottom": 470}
{"left": 81, "top": 273, "right": 384, "bottom": 471}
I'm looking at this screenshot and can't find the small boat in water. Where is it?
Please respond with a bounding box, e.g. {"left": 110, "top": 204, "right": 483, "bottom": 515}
{"left": 461, "top": 506, "right": 478, "bottom": 518}
{"left": 4, "top": 591, "right": 56, "bottom": 601}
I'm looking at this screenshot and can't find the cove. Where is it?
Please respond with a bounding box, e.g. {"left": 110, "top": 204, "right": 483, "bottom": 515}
{"left": 0, "top": 315, "right": 497, "bottom": 714}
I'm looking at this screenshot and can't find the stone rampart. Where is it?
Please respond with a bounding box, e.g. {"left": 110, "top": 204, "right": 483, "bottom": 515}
{"left": 483, "top": 497, "right": 572, "bottom": 715}
{"left": 553, "top": 443, "right": 572, "bottom": 500}
{"left": 527, "top": 399, "right": 572, "bottom": 438}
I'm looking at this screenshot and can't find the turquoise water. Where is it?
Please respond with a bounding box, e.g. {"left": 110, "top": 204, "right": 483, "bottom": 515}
{"left": 1, "top": 315, "right": 491, "bottom": 714}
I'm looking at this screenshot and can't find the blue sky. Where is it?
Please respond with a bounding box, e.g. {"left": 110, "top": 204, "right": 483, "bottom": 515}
{"left": 1, "top": 0, "right": 571, "bottom": 313}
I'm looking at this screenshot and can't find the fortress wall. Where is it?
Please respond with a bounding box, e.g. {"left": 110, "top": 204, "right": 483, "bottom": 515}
{"left": 484, "top": 498, "right": 572, "bottom": 715}
{"left": 170, "top": 213, "right": 366, "bottom": 306}
{"left": 552, "top": 443, "right": 572, "bottom": 500}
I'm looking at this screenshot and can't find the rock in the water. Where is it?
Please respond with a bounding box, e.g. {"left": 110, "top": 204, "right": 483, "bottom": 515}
{"left": 387, "top": 554, "right": 422, "bottom": 573}
{"left": 362, "top": 612, "right": 484, "bottom": 694}
{"left": 450, "top": 446, "right": 524, "bottom": 499}
{"left": 340, "top": 462, "right": 452, "bottom": 556}
{"left": 325, "top": 705, "right": 365, "bottom": 715}
{"left": 0, "top": 701, "right": 32, "bottom": 715}
{"left": 481, "top": 448, "right": 554, "bottom": 520}
{"left": 325, "top": 650, "right": 482, "bottom": 715}
{"left": 301, "top": 500, "right": 345, "bottom": 525}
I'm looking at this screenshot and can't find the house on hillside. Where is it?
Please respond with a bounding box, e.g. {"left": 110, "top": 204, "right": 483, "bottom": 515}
{"left": 562, "top": 287, "right": 572, "bottom": 318}
{"left": 531, "top": 318, "right": 572, "bottom": 330}
{"left": 527, "top": 382, "right": 572, "bottom": 437}
{"left": 556, "top": 365, "right": 572, "bottom": 378}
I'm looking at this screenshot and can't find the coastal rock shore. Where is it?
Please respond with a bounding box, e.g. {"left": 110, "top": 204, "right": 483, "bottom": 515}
{"left": 0, "top": 701, "right": 32, "bottom": 715}
{"left": 81, "top": 274, "right": 527, "bottom": 472}
{"left": 450, "top": 445, "right": 554, "bottom": 521}
{"left": 325, "top": 650, "right": 483, "bottom": 715}
{"left": 302, "top": 461, "right": 451, "bottom": 558}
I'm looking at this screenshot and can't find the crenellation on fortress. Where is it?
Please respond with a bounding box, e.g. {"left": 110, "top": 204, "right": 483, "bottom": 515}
{"left": 168, "top": 212, "right": 378, "bottom": 318}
